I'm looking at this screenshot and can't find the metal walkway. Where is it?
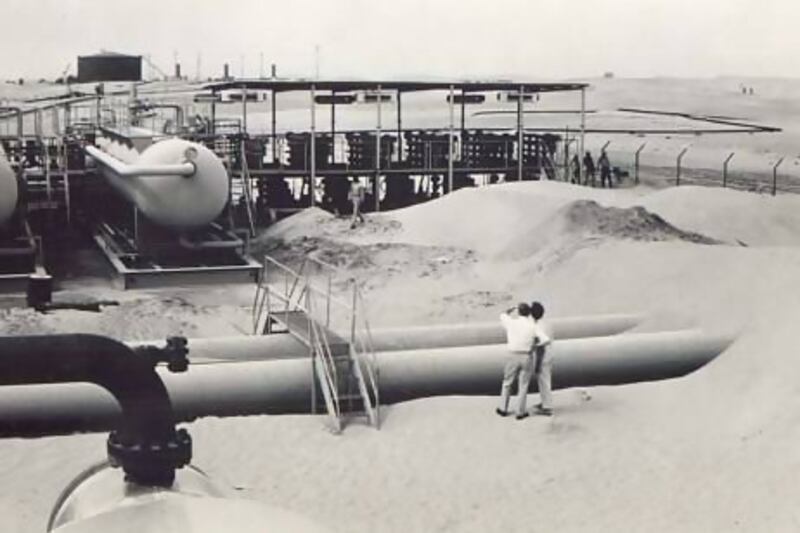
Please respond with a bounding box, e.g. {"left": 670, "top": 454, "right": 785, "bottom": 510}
{"left": 253, "top": 255, "right": 380, "bottom": 433}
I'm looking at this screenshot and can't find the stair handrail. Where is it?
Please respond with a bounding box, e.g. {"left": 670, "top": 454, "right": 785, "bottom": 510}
{"left": 238, "top": 138, "right": 257, "bottom": 237}
{"left": 252, "top": 255, "right": 308, "bottom": 334}
{"left": 351, "top": 282, "right": 380, "bottom": 427}
{"left": 253, "top": 254, "right": 380, "bottom": 428}
{"left": 305, "top": 286, "right": 342, "bottom": 432}
{"left": 302, "top": 256, "right": 380, "bottom": 427}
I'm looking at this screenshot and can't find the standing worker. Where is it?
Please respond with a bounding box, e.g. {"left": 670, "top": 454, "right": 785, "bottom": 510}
{"left": 497, "top": 303, "right": 538, "bottom": 420}
{"left": 530, "top": 301, "right": 554, "bottom": 416}
{"left": 583, "top": 151, "right": 596, "bottom": 186}
{"left": 598, "top": 150, "right": 612, "bottom": 188}
{"left": 348, "top": 179, "right": 365, "bottom": 229}
{"left": 570, "top": 153, "right": 581, "bottom": 184}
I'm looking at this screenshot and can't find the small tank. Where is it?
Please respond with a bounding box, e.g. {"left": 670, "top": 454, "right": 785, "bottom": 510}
{"left": 0, "top": 151, "right": 18, "bottom": 226}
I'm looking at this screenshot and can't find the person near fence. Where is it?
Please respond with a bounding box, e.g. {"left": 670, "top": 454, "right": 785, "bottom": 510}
{"left": 583, "top": 151, "right": 596, "bottom": 186}
{"left": 598, "top": 150, "right": 612, "bottom": 188}
{"left": 571, "top": 154, "right": 581, "bottom": 184}
{"left": 497, "top": 303, "right": 538, "bottom": 420}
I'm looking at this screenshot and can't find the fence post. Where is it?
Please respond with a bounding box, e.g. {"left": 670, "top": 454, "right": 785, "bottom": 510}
{"left": 722, "top": 152, "right": 734, "bottom": 188}
{"left": 772, "top": 157, "right": 785, "bottom": 196}
{"left": 634, "top": 142, "right": 646, "bottom": 184}
{"left": 676, "top": 145, "right": 690, "bottom": 186}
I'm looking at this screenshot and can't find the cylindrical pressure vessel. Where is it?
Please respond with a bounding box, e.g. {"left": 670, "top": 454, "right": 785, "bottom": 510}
{"left": 94, "top": 138, "right": 229, "bottom": 229}
{"left": 0, "top": 152, "right": 18, "bottom": 226}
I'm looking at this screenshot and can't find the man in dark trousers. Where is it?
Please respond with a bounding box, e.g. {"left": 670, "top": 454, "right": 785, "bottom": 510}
{"left": 530, "top": 301, "right": 554, "bottom": 416}
{"left": 598, "top": 150, "right": 612, "bottom": 188}
{"left": 583, "top": 151, "right": 596, "bottom": 186}
{"left": 571, "top": 153, "right": 581, "bottom": 184}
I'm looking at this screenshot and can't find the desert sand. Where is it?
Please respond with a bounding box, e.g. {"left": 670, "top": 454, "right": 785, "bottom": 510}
{"left": 3, "top": 78, "right": 800, "bottom": 532}
{"left": 3, "top": 179, "right": 800, "bottom": 531}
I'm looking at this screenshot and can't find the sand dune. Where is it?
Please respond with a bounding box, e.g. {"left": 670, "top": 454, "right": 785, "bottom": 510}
{"left": 4, "top": 178, "right": 800, "bottom": 531}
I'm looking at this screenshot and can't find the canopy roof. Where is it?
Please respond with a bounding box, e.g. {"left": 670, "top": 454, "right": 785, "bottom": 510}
{"left": 204, "top": 79, "right": 588, "bottom": 94}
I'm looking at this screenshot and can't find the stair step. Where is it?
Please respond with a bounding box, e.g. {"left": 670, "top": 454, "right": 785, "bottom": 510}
{"left": 339, "top": 393, "right": 364, "bottom": 401}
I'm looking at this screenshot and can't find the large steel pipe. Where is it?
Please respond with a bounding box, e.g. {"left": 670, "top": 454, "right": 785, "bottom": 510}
{"left": 86, "top": 138, "right": 229, "bottom": 229}
{"left": 130, "top": 313, "right": 641, "bottom": 363}
{"left": 0, "top": 149, "right": 18, "bottom": 226}
{"left": 363, "top": 313, "right": 641, "bottom": 352}
{"left": 0, "top": 329, "right": 732, "bottom": 436}
{"left": 376, "top": 329, "right": 733, "bottom": 402}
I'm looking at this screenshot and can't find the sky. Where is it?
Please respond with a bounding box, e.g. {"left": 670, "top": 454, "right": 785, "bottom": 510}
{"left": 2, "top": 0, "right": 800, "bottom": 81}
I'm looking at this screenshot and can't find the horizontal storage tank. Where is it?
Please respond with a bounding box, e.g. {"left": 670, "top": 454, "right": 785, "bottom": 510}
{"left": 0, "top": 151, "right": 17, "bottom": 226}
{"left": 89, "top": 138, "right": 229, "bottom": 230}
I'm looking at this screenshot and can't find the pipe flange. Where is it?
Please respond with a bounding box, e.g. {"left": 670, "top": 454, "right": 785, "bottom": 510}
{"left": 107, "top": 428, "right": 192, "bottom": 487}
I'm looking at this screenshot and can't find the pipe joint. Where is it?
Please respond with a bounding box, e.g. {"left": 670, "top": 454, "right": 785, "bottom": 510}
{"left": 132, "top": 336, "right": 190, "bottom": 373}
{"left": 107, "top": 427, "right": 192, "bottom": 488}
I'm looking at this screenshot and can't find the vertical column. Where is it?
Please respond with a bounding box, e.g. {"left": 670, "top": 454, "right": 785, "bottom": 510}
{"left": 460, "top": 89, "right": 466, "bottom": 160}
{"left": 310, "top": 84, "right": 316, "bottom": 208}
{"left": 95, "top": 95, "right": 101, "bottom": 129}
{"left": 241, "top": 84, "right": 248, "bottom": 134}
{"left": 374, "top": 84, "right": 382, "bottom": 212}
{"left": 396, "top": 91, "right": 402, "bottom": 163}
{"left": 564, "top": 127, "right": 570, "bottom": 182}
{"left": 210, "top": 97, "right": 216, "bottom": 136}
{"left": 579, "top": 87, "right": 586, "bottom": 183}
{"left": 517, "top": 85, "right": 524, "bottom": 181}
{"left": 271, "top": 90, "right": 277, "bottom": 162}
{"left": 330, "top": 90, "right": 336, "bottom": 164}
{"left": 448, "top": 84, "right": 454, "bottom": 194}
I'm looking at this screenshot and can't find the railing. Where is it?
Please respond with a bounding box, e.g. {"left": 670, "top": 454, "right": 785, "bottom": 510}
{"left": 300, "top": 255, "right": 380, "bottom": 428}
{"left": 305, "top": 288, "right": 342, "bottom": 433}
{"left": 251, "top": 257, "right": 307, "bottom": 334}
{"left": 252, "top": 253, "right": 380, "bottom": 429}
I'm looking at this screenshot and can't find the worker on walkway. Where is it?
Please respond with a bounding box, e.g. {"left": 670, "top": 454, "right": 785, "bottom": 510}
{"left": 348, "top": 179, "right": 365, "bottom": 229}
{"left": 598, "top": 150, "right": 612, "bottom": 188}
{"left": 530, "top": 301, "right": 554, "bottom": 416}
{"left": 497, "top": 303, "right": 538, "bottom": 420}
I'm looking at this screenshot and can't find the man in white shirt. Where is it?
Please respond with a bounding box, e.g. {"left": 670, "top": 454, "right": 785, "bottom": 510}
{"left": 529, "top": 301, "right": 554, "bottom": 416}
{"left": 497, "top": 303, "right": 538, "bottom": 420}
{"left": 348, "top": 180, "right": 365, "bottom": 229}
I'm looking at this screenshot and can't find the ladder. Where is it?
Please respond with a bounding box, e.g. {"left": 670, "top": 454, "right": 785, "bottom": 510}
{"left": 253, "top": 255, "right": 379, "bottom": 432}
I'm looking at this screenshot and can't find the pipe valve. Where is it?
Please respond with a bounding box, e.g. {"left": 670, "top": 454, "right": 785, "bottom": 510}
{"left": 133, "top": 336, "right": 190, "bottom": 373}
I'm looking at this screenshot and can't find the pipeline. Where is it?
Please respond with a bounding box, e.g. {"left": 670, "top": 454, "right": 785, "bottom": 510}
{"left": 0, "top": 329, "right": 733, "bottom": 436}
{"left": 136, "top": 313, "right": 641, "bottom": 363}
{"left": 85, "top": 145, "right": 196, "bottom": 178}
{"left": 0, "top": 334, "right": 191, "bottom": 486}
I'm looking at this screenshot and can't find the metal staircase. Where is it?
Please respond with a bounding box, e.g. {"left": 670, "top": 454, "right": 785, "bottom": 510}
{"left": 253, "top": 255, "right": 379, "bottom": 433}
